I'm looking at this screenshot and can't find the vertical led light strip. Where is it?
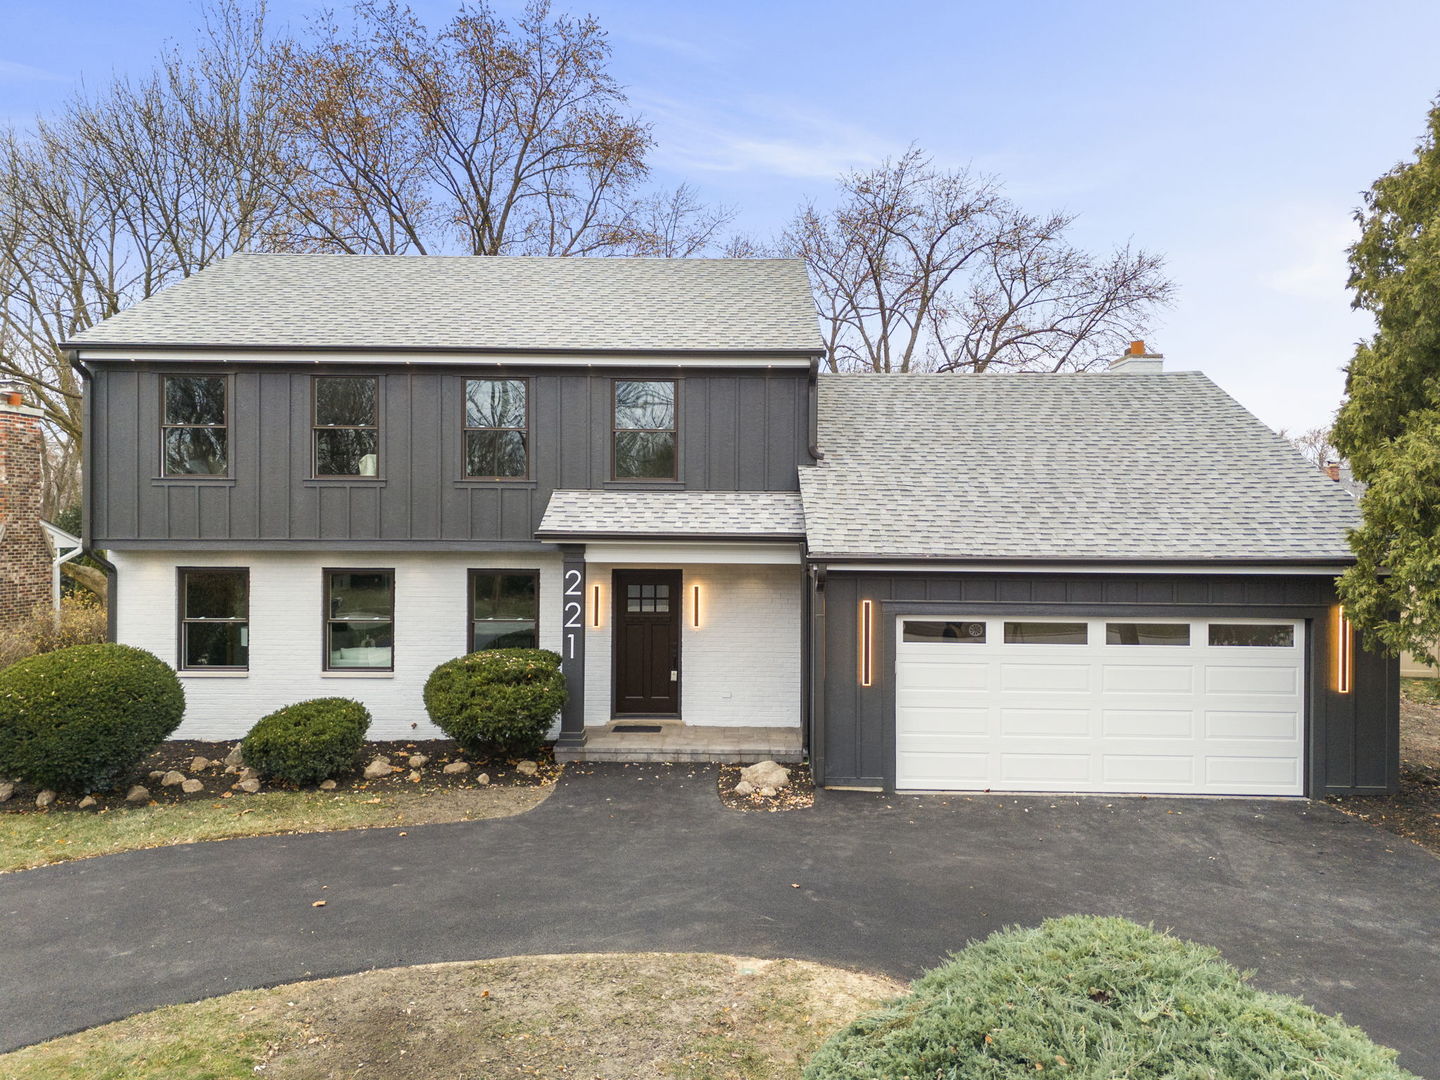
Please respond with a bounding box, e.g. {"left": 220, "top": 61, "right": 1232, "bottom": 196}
{"left": 859, "top": 599, "right": 873, "bottom": 686}
{"left": 692, "top": 584, "right": 701, "bottom": 628}
{"left": 592, "top": 584, "right": 601, "bottom": 628}
{"left": 1336, "top": 605, "right": 1353, "bottom": 694}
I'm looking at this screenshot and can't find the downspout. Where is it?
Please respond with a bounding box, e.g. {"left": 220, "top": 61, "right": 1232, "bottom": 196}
{"left": 807, "top": 353, "right": 826, "bottom": 463}
{"left": 809, "top": 562, "right": 827, "bottom": 786}
{"left": 67, "top": 351, "right": 118, "bottom": 641}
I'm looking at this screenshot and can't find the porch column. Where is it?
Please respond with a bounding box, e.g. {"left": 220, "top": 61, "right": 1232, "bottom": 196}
{"left": 556, "top": 543, "right": 587, "bottom": 750}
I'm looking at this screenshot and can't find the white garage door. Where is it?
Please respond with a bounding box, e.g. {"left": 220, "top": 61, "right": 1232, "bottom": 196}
{"left": 894, "top": 616, "right": 1305, "bottom": 795}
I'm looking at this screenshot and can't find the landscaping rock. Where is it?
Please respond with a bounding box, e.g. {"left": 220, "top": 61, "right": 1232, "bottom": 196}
{"left": 224, "top": 744, "right": 244, "bottom": 767}
{"left": 237, "top": 767, "right": 260, "bottom": 782}
{"left": 515, "top": 760, "right": 538, "bottom": 776}
{"left": 364, "top": 756, "right": 393, "bottom": 779}
{"left": 318, "top": 779, "right": 337, "bottom": 791}
{"left": 408, "top": 754, "right": 429, "bottom": 768}
{"left": 759, "top": 786, "right": 778, "bottom": 797}
{"left": 442, "top": 761, "right": 470, "bottom": 775}
{"left": 733, "top": 780, "right": 755, "bottom": 796}
{"left": 126, "top": 785, "right": 151, "bottom": 804}
{"left": 160, "top": 770, "right": 186, "bottom": 787}
{"left": 236, "top": 778, "right": 261, "bottom": 794}
{"left": 34, "top": 789, "right": 56, "bottom": 808}
{"left": 190, "top": 756, "right": 212, "bottom": 772}
{"left": 408, "top": 769, "right": 421, "bottom": 782}
{"left": 740, "top": 760, "right": 790, "bottom": 790}
{"left": 77, "top": 795, "right": 97, "bottom": 810}
{"left": 148, "top": 770, "right": 167, "bottom": 781}
{"left": 224, "top": 765, "right": 239, "bottom": 775}
{"left": 476, "top": 772, "right": 490, "bottom": 785}
{"left": 0, "top": 781, "right": 13, "bottom": 803}
{"left": 180, "top": 778, "right": 205, "bottom": 794}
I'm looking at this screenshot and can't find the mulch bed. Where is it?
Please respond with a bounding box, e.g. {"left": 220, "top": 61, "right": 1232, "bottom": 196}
{"left": 0, "top": 740, "right": 560, "bottom": 814}
{"left": 1328, "top": 761, "right": 1440, "bottom": 856}
{"left": 717, "top": 762, "right": 814, "bottom": 812}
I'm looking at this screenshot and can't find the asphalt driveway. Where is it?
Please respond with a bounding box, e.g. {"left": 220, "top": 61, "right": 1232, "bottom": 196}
{"left": 3, "top": 763, "right": 1438, "bottom": 1075}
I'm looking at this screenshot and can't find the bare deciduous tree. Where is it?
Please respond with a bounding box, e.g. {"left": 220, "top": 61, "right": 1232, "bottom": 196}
{"left": 782, "top": 148, "right": 1175, "bottom": 373}
{"left": 1278, "top": 426, "right": 1339, "bottom": 469}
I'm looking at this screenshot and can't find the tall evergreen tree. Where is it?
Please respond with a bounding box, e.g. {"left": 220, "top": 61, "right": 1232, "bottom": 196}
{"left": 1334, "top": 100, "right": 1440, "bottom": 656}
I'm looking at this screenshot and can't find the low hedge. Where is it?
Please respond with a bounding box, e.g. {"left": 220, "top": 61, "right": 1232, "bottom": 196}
{"left": 804, "top": 915, "right": 1416, "bottom": 1079}
{"left": 241, "top": 698, "right": 371, "bottom": 786}
{"left": 0, "top": 643, "right": 185, "bottom": 794}
{"left": 423, "top": 648, "right": 567, "bottom": 756}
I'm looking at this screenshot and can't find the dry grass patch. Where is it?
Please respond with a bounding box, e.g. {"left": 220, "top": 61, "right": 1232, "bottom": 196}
{"left": 0, "top": 953, "right": 901, "bottom": 1080}
{"left": 0, "top": 784, "right": 550, "bottom": 873}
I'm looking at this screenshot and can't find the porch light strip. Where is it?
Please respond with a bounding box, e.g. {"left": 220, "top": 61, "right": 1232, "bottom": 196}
{"left": 859, "top": 599, "right": 874, "bottom": 687}
{"left": 592, "top": 584, "right": 601, "bottom": 628}
{"left": 1336, "top": 605, "right": 1353, "bottom": 694}
{"left": 693, "top": 584, "right": 701, "bottom": 628}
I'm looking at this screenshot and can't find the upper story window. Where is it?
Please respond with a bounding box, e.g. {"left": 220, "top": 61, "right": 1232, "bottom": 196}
{"left": 464, "top": 378, "right": 528, "bottom": 479}
{"left": 313, "top": 376, "right": 379, "bottom": 478}
{"left": 613, "top": 379, "right": 677, "bottom": 480}
{"left": 162, "top": 375, "right": 228, "bottom": 476}
{"left": 178, "top": 567, "right": 248, "bottom": 670}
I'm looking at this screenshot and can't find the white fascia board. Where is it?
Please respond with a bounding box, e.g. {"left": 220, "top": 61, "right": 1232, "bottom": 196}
{"left": 76, "top": 348, "right": 815, "bottom": 369}
{"left": 577, "top": 541, "right": 801, "bottom": 565}
{"left": 820, "top": 561, "right": 1348, "bottom": 576}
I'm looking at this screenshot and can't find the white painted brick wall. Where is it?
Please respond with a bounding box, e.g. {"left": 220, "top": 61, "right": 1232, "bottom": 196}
{"left": 583, "top": 562, "right": 802, "bottom": 728}
{"left": 112, "top": 550, "right": 563, "bottom": 740}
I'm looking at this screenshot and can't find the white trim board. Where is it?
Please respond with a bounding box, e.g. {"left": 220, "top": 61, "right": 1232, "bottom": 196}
{"left": 822, "top": 562, "right": 1348, "bottom": 576}
{"left": 579, "top": 541, "right": 802, "bottom": 566}
{"left": 75, "top": 349, "right": 815, "bottom": 369}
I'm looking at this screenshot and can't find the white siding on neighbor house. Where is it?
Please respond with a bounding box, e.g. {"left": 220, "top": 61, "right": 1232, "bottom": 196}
{"left": 582, "top": 561, "right": 803, "bottom": 728}
{"left": 111, "top": 550, "right": 564, "bottom": 740}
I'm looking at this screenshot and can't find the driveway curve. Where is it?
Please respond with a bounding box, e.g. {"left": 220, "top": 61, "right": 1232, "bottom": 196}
{"left": 2, "top": 763, "right": 1438, "bottom": 1075}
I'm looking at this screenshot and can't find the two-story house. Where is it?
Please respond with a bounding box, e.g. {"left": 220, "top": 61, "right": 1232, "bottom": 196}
{"left": 67, "top": 254, "right": 1398, "bottom": 798}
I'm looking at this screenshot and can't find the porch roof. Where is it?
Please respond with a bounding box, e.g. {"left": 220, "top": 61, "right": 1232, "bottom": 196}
{"left": 537, "top": 490, "right": 805, "bottom": 541}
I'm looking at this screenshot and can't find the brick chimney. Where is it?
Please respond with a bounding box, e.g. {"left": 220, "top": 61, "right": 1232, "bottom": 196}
{"left": 1109, "top": 339, "right": 1165, "bottom": 374}
{"left": 0, "top": 386, "right": 51, "bottom": 626}
{"left": 1323, "top": 461, "right": 1342, "bottom": 482}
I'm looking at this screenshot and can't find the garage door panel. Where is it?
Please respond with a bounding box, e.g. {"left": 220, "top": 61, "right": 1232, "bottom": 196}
{"left": 1000, "top": 708, "right": 1091, "bottom": 737}
{"left": 1101, "top": 664, "right": 1193, "bottom": 694}
{"left": 1101, "top": 709, "right": 1194, "bottom": 738}
{"left": 895, "top": 615, "right": 1305, "bottom": 796}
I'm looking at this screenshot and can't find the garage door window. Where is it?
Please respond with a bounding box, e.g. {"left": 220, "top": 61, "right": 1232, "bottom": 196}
{"left": 1004, "top": 621, "right": 1088, "bottom": 645}
{"left": 1208, "top": 624, "right": 1295, "bottom": 647}
{"left": 1106, "top": 623, "right": 1191, "bottom": 646}
{"left": 903, "top": 620, "right": 986, "bottom": 643}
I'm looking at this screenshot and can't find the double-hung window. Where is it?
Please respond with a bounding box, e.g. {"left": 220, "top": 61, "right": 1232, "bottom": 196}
{"left": 613, "top": 380, "right": 677, "bottom": 479}
{"left": 325, "top": 570, "right": 394, "bottom": 670}
{"left": 162, "top": 375, "right": 228, "bottom": 476}
{"left": 314, "top": 376, "right": 379, "bottom": 477}
{"left": 463, "top": 378, "right": 528, "bottom": 478}
{"left": 178, "top": 568, "right": 248, "bottom": 670}
{"left": 469, "top": 571, "right": 539, "bottom": 651}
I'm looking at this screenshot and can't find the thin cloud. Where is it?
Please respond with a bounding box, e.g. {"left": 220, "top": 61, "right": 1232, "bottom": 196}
{"left": 0, "top": 60, "right": 67, "bottom": 84}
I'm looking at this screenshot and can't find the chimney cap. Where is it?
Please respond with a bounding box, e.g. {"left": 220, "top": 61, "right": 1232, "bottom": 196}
{"left": 1109, "top": 340, "right": 1165, "bottom": 374}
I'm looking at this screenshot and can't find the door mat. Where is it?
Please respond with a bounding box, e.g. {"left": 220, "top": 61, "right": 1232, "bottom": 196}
{"left": 612, "top": 724, "right": 664, "bottom": 733}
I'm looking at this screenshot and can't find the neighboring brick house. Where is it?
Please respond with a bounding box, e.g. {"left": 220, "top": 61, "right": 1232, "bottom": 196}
{"left": 0, "top": 393, "right": 50, "bottom": 626}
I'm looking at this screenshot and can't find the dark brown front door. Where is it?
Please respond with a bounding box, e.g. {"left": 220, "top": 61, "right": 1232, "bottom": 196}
{"left": 613, "top": 570, "right": 681, "bottom": 716}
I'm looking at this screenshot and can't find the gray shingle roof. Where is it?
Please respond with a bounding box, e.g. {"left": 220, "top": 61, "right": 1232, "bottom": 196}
{"left": 800, "top": 372, "right": 1360, "bottom": 562}
{"left": 538, "top": 490, "right": 805, "bottom": 539}
{"left": 66, "top": 254, "right": 824, "bottom": 354}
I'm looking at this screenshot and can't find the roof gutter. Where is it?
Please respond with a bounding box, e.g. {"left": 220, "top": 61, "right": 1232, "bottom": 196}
{"left": 62, "top": 341, "right": 826, "bottom": 359}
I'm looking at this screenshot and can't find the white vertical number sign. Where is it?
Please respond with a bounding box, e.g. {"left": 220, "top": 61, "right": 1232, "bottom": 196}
{"left": 563, "top": 569, "right": 583, "bottom": 661}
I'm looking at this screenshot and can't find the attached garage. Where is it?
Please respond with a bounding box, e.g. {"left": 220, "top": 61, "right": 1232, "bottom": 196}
{"left": 893, "top": 615, "right": 1305, "bottom": 794}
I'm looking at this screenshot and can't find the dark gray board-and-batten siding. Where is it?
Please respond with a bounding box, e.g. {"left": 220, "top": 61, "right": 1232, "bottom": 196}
{"left": 88, "top": 364, "right": 812, "bottom": 547}
{"left": 814, "top": 570, "right": 1399, "bottom": 795}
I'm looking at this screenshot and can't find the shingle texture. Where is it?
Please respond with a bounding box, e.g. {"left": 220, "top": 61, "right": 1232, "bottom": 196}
{"left": 799, "top": 372, "right": 1360, "bottom": 561}
{"left": 538, "top": 490, "right": 805, "bottom": 538}
{"left": 66, "top": 254, "right": 824, "bottom": 353}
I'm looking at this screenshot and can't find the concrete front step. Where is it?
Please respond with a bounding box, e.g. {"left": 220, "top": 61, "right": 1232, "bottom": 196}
{"left": 555, "top": 723, "right": 804, "bottom": 764}
{"left": 556, "top": 745, "right": 804, "bottom": 764}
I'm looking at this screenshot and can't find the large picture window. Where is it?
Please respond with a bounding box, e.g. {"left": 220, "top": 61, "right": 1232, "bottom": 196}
{"left": 469, "top": 571, "right": 539, "bottom": 651}
{"left": 464, "top": 379, "right": 528, "bottom": 478}
{"left": 325, "top": 570, "right": 394, "bottom": 670}
{"left": 314, "top": 376, "right": 379, "bottom": 477}
{"left": 162, "top": 375, "right": 228, "bottom": 476}
{"left": 178, "top": 568, "right": 248, "bottom": 669}
{"left": 613, "top": 379, "right": 677, "bottom": 479}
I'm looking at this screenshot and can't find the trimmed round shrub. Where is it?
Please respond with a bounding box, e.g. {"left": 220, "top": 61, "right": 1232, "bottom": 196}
{"left": 0, "top": 642, "right": 185, "bottom": 794}
{"left": 423, "top": 648, "right": 567, "bottom": 756}
{"left": 241, "top": 698, "right": 371, "bottom": 786}
{"left": 804, "top": 915, "right": 1417, "bottom": 1079}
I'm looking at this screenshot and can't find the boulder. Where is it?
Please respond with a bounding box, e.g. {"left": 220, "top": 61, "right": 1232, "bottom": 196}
{"left": 408, "top": 754, "right": 429, "bottom": 768}
{"left": 160, "top": 770, "right": 186, "bottom": 787}
{"left": 148, "top": 770, "right": 167, "bottom": 781}
{"left": 237, "top": 767, "right": 260, "bottom": 782}
{"left": 236, "top": 778, "right": 261, "bottom": 794}
{"left": 733, "top": 780, "right": 755, "bottom": 796}
{"left": 515, "top": 760, "right": 539, "bottom": 777}
{"left": 224, "top": 744, "right": 245, "bottom": 767}
{"left": 759, "top": 786, "right": 778, "bottom": 797}
{"left": 126, "top": 785, "right": 151, "bottom": 804}
{"left": 77, "top": 795, "right": 97, "bottom": 810}
{"left": 35, "top": 789, "right": 56, "bottom": 808}
{"left": 0, "top": 781, "right": 13, "bottom": 803}
{"left": 318, "top": 779, "right": 338, "bottom": 791}
{"left": 739, "top": 760, "right": 790, "bottom": 790}
{"left": 363, "top": 757, "right": 393, "bottom": 779}
{"left": 442, "top": 761, "right": 470, "bottom": 775}
{"left": 180, "top": 778, "right": 205, "bottom": 794}
{"left": 190, "top": 756, "right": 212, "bottom": 772}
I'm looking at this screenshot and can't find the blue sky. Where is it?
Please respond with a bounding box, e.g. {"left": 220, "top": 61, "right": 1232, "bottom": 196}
{"left": 5, "top": 0, "right": 1439, "bottom": 434}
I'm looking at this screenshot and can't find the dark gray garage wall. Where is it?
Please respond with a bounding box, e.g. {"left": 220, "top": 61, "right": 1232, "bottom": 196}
{"left": 815, "top": 570, "right": 1398, "bottom": 796}
{"left": 89, "top": 364, "right": 811, "bottom": 547}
